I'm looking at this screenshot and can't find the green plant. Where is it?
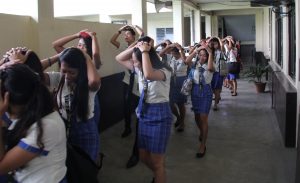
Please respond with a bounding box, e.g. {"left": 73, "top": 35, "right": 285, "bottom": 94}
{"left": 243, "top": 64, "right": 270, "bottom": 83}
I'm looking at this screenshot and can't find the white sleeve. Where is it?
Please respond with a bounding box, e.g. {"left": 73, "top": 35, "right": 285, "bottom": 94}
{"left": 47, "top": 72, "right": 61, "bottom": 92}
{"left": 18, "top": 113, "right": 66, "bottom": 156}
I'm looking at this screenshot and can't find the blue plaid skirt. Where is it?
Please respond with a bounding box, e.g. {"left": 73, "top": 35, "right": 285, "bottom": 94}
{"left": 170, "top": 76, "right": 187, "bottom": 104}
{"left": 227, "top": 73, "right": 238, "bottom": 80}
{"left": 68, "top": 117, "right": 99, "bottom": 161}
{"left": 138, "top": 102, "right": 172, "bottom": 154}
{"left": 211, "top": 72, "right": 224, "bottom": 90}
{"left": 191, "top": 84, "right": 213, "bottom": 114}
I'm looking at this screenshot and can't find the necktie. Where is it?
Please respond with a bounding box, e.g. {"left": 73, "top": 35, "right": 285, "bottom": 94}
{"left": 137, "top": 79, "right": 147, "bottom": 118}
{"left": 198, "top": 66, "right": 205, "bottom": 91}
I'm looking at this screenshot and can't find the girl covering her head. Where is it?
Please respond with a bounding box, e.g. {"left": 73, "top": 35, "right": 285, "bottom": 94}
{"left": 185, "top": 45, "right": 214, "bottom": 159}
{"left": 116, "top": 36, "right": 172, "bottom": 183}
{"left": 47, "top": 47, "right": 100, "bottom": 162}
{"left": 0, "top": 64, "right": 67, "bottom": 183}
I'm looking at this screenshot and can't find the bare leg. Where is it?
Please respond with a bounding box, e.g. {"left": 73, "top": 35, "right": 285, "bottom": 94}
{"left": 139, "top": 149, "right": 154, "bottom": 171}
{"left": 150, "top": 153, "right": 166, "bottom": 183}
{"left": 199, "top": 114, "right": 208, "bottom": 153}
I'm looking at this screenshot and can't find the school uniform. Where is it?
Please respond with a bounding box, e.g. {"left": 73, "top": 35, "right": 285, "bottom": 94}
{"left": 224, "top": 45, "right": 239, "bottom": 80}
{"left": 211, "top": 50, "right": 225, "bottom": 90}
{"left": 7, "top": 111, "right": 67, "bottom": 183}
{"left": 48, "top": 72, "right": 99, "bottom": 162}
{"left": 136, "top": 68, "right": 172, "bottom": 154}
{"left": 169, "top": 57, "right": 188, "bottom": 104}
{"left": 190, "top": 63, "right": 214, "bottom": 114}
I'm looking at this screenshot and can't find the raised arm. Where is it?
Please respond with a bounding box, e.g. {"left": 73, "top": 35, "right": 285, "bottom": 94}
{"left": 137, "top": 42, "right": 165, "bottom": 81}
{"left": 174, "top": 43, "right": 186, "bottom": 63}
{"left": 131, "top": 25, "right": 144, "bottom": 38}
{"left": 115, "top": 46, "right": 135, "bottom": 70}
{"left": 203, "top": 45, "right": 214, "bottom": 72}
{"left": 87, "top": 31, "right": 102, "bottom": 69}
{"left": 52, "top": 30, "right": 86, "bottom": 53}
{"left": 110, "top": 25, "right": 130, "bottom": 49}
{"left": 83, "top": 53, "right": 101, "bottom": 91}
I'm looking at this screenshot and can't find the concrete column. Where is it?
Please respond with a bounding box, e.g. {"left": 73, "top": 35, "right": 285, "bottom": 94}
{"left": 132, "top": 0, "right": 147, "bottom": 35}
{"left": 190, "top": 10, "right": 195, "bottom": 45}
{"left": 34, "top": 0, "right": 56, "bottom": 59}
{"left": 172, "top": 0, "right": 184, "bottom": 45}
{"left": 194, "top": 9, "right": 201, "bottom": 43}
{"left": 205, "top": 15, "right": 212, "bottom": 38}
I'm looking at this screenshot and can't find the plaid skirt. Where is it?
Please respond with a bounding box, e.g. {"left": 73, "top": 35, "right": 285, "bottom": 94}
{"left": 138, "top": 102, "right": 172, "bottom": 154}
{"left": 227, "top": 73, "right": 239, "bottom": 80}
{"left": 68, "top": 117, "right": 99, "bottom": 162}
{"left": 191, "top": 84, "right": 213, "bottom": 114}
{"left": 170, "top": 76, "right": 187, "bottom": 104}
{"left": 211, "top": 72, "right": 224, "bottom": 90}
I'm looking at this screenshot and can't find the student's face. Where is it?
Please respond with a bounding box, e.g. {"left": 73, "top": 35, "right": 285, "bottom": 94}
{"left": 212, "top": 41, "right": 219, "bottom": 49}
{"left": 131, "top": 53, "right": 141, "bottom": 69}
{"left": 124, "top": 31, "right": 135, "bottom": 44}
{"left": 171, "top": 51, "right": 180, "bottom": 59}
{"left": 198, "top": 50, "right": 208, "bottom": 64}
{"left": 60, "top": 62, "right": 79, "bottom": 83}
{"left": 77, "top": 39, "right": 87, "bottom": 53}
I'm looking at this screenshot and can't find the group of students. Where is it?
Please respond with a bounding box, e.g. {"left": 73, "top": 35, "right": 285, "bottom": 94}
{"left": 0, "top": 23, "right": 240, "bottom": 183}
{"left": 0, "top": 30, "right": 101, "bottom": 183}
{"left": 111, "top": 25, "right": 241, "bottom": 183}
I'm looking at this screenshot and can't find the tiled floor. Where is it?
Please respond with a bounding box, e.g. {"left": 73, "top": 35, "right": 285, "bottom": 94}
{"left": 98, "top": 73, "right": 297, "bottom": 183}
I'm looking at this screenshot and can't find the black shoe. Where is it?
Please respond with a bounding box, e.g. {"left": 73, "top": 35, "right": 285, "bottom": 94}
{"left": 199, "top": 136, "right": 202, "bottom": 142}
{"left": 126, "top": 155, "right": 139, "bottom": 168}
{"left": 121, "top": 128, "right": 132, "bottom": 138}
{"left": 174, "top": 120, "right": 180, "bottom": 128}
{"left": 151, "top": 178, "right": 155, "bottom": 183}
{"left": 196, "top": 146, "right": 206, "bottom": 158}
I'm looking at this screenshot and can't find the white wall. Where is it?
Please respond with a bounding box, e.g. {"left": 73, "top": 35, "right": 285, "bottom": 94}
{"left": 147, "top": 12, "right": 173, "bottom": 45}
{"left": 0, "top": 13, "right": 126, "bottom": 77}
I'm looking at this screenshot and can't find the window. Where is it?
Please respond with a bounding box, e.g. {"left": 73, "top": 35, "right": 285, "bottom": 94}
{"left": 288, "top": 2, "right": 295, "bottom": 80}
{"left": 156, "top": 28, "right": 173, "bottom": 44}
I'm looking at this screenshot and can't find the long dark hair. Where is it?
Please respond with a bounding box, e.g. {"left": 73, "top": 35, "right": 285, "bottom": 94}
{"left": 133, "top": 36, "right": 172, "bottom": 72}
{"left": 79, "top": 35, "right": 93, "bottom": 59}
{"left": 23, "top": 51, "right": 45, "bottom": 82}
{"left": 59, "top": 47, "right": 89, "bottom": 121}
{"left": 0, "top": 64, "right": 53, "bottom": 150}
{"left": 4, "top": 50, "right": 45, "bottom": 82}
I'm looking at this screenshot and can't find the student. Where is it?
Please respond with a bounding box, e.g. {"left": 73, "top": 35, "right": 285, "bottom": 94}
{"left": 223, "top": 36, "right": 238, "bottom": 96}
{"left": 186, "top": 45, "right": 214, "bottom": 158}
{"left": 209, "top": 37, "right": 225, "bottom": 110}
{"left": 110, "top": 24, "right": 143, "bottom": 138}
{"left": 160, "top": 42, "right": 188, "bottom": 131}
{"left": 155, "top": 39, "right": 172, "bottom": 64}
{"left": 110, "top": 24, "right": 144, "bottom": 168}
{"left": 52, "top": 29, "right": 102, "bottom": 128}
{"left": 0, "top": 64, "right": 67, "bottom": 183}
{"left": 116, "top": 36, "right": 172, "bottom": 183}
{"left": 45, "top": 47, "right": 101, "bottom": 162}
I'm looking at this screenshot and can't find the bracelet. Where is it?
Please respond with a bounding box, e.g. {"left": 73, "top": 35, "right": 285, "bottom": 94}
{"left": 142, "top": 50, "right": 149, "bottom": 53}
{"left": 48, "top": 57, "right": 51, "bottom": 66}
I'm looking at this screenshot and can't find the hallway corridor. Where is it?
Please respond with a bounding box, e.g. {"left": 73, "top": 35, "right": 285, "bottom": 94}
{"left": 99, "top": 76, "right": 297, "bottom": 183}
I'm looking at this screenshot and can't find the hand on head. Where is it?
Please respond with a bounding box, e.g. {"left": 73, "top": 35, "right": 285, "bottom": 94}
{"left": 0, "top": 47, "right": 31, "bottom": 70}
{"left": 136, "top": 41, "right": 151, "bottom": 53}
